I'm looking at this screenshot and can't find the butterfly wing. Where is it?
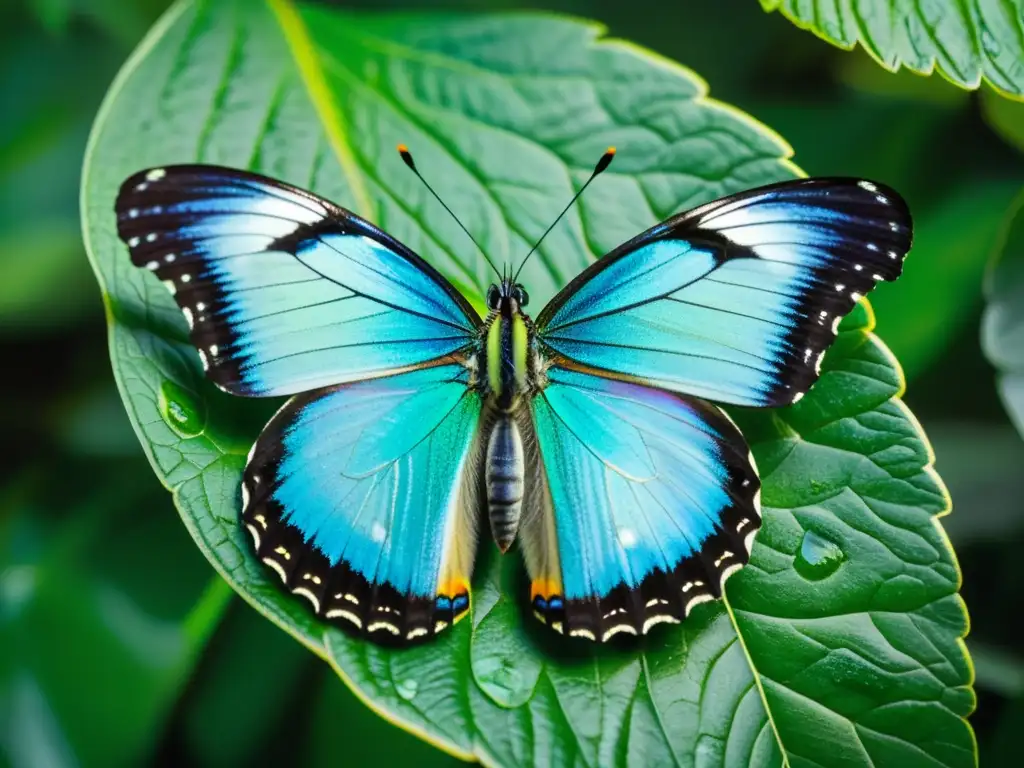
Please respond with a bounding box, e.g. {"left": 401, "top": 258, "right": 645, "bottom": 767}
{"left": 116, "top": 165, "right": 480, "bottom": 396}
{"left": 536, "top": 178, "right": 912, "bottom": 407}
{"left": 520, "top": 366, "right": 760, "bottom": 641}
{"left": 243, "top": 362, "right": 483, "bottom": 644}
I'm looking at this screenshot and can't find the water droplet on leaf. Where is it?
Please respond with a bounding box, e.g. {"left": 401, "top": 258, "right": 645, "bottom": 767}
{"left": 157, "top": 380, "right": 205, "bottom": 437}
{"left": 474, "top": 654, "right": 529, "bottom": 707}
{"left": 396, "top": 679, "right": 418, "bottom": 701}
{"left": 794, "top": 530, "right": 846, "bottom": 580}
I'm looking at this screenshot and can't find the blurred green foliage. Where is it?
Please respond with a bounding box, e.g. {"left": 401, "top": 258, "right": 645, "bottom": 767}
{"left": 2, "top": 0, "right": 1023, "bottom": 765}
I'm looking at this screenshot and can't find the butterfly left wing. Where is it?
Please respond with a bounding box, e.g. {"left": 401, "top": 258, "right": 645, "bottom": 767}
{"left": 520, "top": 366, "right": 760, "bottom": 642}
{"left": 116, "top": 165, "right": 480, "bottom": 397}
{"left": 536, "top": 178, "right": 912, "bottom": 407}
{"left": 243, "top": 362, "right": 483, "bottom": 645}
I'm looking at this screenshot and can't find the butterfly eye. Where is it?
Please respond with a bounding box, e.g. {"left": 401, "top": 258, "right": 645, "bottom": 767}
{"left": 486, "top": 285, "right": 500, "bottom": 311}
{"left": 515, "top": 285, "right": 529, "bottom": 307}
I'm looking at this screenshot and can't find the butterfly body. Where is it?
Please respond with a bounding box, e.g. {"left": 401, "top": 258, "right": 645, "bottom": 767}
{"left": 115, "top": 163, "right": 912, "bottom": 646}
{"left": 475, "top": 279, "right": 544, "bottom": 551}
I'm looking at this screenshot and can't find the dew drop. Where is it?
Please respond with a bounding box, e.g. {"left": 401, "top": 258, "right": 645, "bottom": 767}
{"left": 396, "top": 679, "right": 418, "bottom": 701}
{"left": 794, "top": 530, "right": 846, "bottom": 580}
{"left": 474, "top": 653, "right": 533, "bottom": 708}
{"left": 157, "top": 380, "right": 205, "bottom": 437}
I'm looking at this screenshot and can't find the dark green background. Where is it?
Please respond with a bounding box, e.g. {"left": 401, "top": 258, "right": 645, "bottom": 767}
{"left": 2, "top": 0, "right": 1021, "bottom": 765}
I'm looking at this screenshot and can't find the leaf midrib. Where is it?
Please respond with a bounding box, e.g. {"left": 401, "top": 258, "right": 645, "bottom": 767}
{"left": 266, "top": 0, "right": 375, "bottom": 220}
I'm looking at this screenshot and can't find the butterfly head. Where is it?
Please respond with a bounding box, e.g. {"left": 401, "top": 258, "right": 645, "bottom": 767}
{"left": 486, "top": 280, "right": 530, "bottom": 316}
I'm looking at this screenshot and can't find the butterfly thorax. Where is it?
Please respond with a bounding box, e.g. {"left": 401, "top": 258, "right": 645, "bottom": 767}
{"left": 477, "top": 280, "right": 543, "bottom": 412}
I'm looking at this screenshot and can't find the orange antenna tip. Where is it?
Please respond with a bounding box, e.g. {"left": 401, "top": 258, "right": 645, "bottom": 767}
{"left": 397, "top": 144, "right": 415, "bottom": 170}
{"left": 594, "top": 147, "right": 616, "bottom": 174}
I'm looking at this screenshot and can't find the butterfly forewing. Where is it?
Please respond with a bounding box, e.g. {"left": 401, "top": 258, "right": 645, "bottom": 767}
{"left": 537, "top": 177, "right": 912, "bottom": 407}
{"left": 116, "top": 165, "right": 480, "bottom": 397}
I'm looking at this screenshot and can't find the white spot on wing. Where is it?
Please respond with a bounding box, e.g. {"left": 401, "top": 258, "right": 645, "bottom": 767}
{"left": 720, "top": 562, "right": 744, "bottom": 583}
{"left": 684, "top": 593, "right": 713, "bottom": 616}
{"left": 128, "top": 237, "right": 140, "bottom": 248}
{"left": 858, "top": 181, "right": 878, "bottom": 192}
{"left": 145, "top": 233, "right": 157, "bottom": 243}
{"left": 643, "top": 614, "right": 678, "bottom": 633}
{"left": 326, "top": 608, "right": 362, "bottom": 628}
{"left": 245, "top": 523, "right": 260, "bottom": 550}
{"left": 182, "top": 307, "right": 194, "bottom": 329}
{"left": 601, "top": 624, "right": 638, "bottom": 641}
{"left": 198, "top": 349, "right": 209, "bottom": 371}
{"left": 791, "top": 391, "right": 805, "bottom": 404}
{"left": 145, "top": 168, "right": 166, "bottom": 181}
{"left": 292, "top": 587, "right": 321, "bottom": 614}
{"left": 371, "top": 522, "right": 387, "bottom": 543}
{"left": 569, "top": 628, "right": 596, "bottom": 640}
{"left": 262, "top": 557, "right": 287, "bottom": 583}
{"left": 617, "top": 527, "right": 637, "bottom": 549}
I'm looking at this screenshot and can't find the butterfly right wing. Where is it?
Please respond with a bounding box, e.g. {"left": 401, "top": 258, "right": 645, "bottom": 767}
{"left": 242, "top": 362, "right": 483, "bottom": 645}
{"left": 519, "top": 366, "right": 760, "bottom": 641}
{"left": 116, "top": 165, "right": 480, "bottom": 397}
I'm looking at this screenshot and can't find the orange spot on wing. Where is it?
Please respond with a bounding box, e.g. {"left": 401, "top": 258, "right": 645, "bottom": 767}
{"left": 438, "top": 577, "right": 469, "bottom": 598}
{"left": 530, "top": 578, "right": 561, "bottom": 601}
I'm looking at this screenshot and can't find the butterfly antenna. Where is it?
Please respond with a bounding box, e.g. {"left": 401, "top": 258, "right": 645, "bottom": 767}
{"left": 513, "top": 147, "right": 616, "bottom": 283}
{"left": 397, "top": 145, "right": 501, "bottom": 281}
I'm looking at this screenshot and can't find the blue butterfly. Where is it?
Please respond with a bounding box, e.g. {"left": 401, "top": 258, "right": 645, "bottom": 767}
{"left": 115, "top": 152, "right": 911, "bottom": 644}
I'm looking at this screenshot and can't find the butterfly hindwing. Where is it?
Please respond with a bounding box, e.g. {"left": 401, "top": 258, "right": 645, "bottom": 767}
{"left": 520, "top": 366, "right": 761, "bottom": 642}
{"left": 242, "top": 362, "right": 483, "bottom": 644}
{"left": 536, "top": 178, "right": 912, "bottom": 407}
{"left": 115, "top": 165, "right": 480, "bottom": 397}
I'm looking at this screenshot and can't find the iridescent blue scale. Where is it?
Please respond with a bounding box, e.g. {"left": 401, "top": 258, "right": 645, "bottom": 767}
{"left": 117, "top": 165, "right": 911, "bottom": 645}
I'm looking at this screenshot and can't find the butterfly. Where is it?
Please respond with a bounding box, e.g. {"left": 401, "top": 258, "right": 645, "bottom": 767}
{"left": 115, "top": 148, "right": 911, "bottom": 645}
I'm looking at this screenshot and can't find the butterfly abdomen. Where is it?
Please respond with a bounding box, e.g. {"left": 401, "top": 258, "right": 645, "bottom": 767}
{"left": 486, "top": 414, "right": 524, "bottom": 553}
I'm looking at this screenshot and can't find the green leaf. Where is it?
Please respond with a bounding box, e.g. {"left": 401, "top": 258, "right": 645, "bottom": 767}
{"left": 758, "top": 0, "right": 1024, "bottom": 100}
{"left": 82, "top": 1, "right": 975, "bottom": 765}
{"left": 982, "top": 190, "right": 1024, "bottom": 438}
{"left": 0, "top": 461, "right": 231, "bottom": 767}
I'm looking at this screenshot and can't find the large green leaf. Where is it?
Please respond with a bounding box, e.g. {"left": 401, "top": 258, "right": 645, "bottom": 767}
{"left": 982, "top": 190, "right": 1024, "bottom": 438}
{"left": 758, "top": 0, "right": 1024, "bottom": 100}
{"left": 82, "top": 1, "right": 975, "bottom": 764}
